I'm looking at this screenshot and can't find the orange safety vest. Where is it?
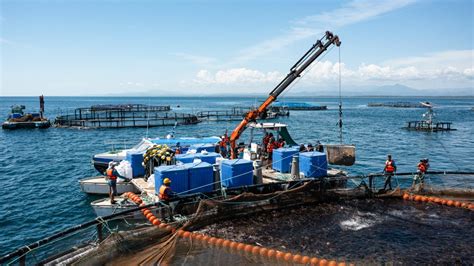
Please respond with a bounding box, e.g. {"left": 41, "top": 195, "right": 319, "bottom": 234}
{"left": 418, "top": 163, "right": 426, "bottom": 173}
{"left": 159, "top": 185, "right": 171, "bottom": 201}
{"left": 175, "top": 148, "right": 181, "bottom": 154}
{"left": 106, "top": 168, "right": 117, "bottom": 180}
{"left": 385, "top": 160, "right": 395, "bottom": 173}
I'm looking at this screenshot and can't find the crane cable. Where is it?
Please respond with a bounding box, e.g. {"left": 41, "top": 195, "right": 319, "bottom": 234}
{"left": 338, "top": 46, "right": 343, "bottom": 144}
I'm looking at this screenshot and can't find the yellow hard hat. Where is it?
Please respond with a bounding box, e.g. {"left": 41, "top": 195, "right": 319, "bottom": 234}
{"left": 163, "top": 178, "right": 171, "bottom": 185}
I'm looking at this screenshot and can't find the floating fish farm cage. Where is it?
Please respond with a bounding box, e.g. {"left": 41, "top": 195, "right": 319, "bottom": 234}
{"left": 367, "top": 102, "right": 429, "bottom": 108}
{"left": 273, "top": 102, "right": 327, "bottom": 110}
{"left": 1, "top": 172, "right": 473, "bottom": 265}
{"left": 404, "top": 121, "right": 455, "bottom": 131}
{"left": 54, "top": 104, "right": 199, "bottom": 128}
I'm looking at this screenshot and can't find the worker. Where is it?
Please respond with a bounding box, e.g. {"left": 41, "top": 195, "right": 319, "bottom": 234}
{"left": 413, "top": 158, "right": 428, "bottom": 190}
{"left": 175, "top": 142, "right": 182, "bottom": 154}
{"left": 383, "top": 154, "right": 397, "bottom": 191}
{"left": 316, "top": 141, "right": 324, "bottom": 152}
{"left": 277, "top": 137, "right": 285, "bottom": 148}
{"left": 266, "top": 137, "right": 276, "bottom": 169}
{"left": 106, "top": 162, "right": 131, "bottom": 204}
{"left": 159, "top": 178, "right": 176, "bottom": 221}
{"left": 306, "top": 144, "right": 314, "bottom": 152}
{"left": 219, "top": 136, "right": 228, "bottom": 158}
{"left": 299, "top": 144, "right": 306, "bottom": 152}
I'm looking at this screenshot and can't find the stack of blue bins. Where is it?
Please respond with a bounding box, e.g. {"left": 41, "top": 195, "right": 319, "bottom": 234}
{"left": 186, "top": 162, "right": 214, "bottom": 193}
{"left": 175, "top": 152, "right": 221, "bottom": 164}
{"left": 272, "top": 147, "right": 299, "bottom": 173}
{"left": 221, "top": 159, "right": 253, "bottom": 188}
{"left": 126, "top": 150, "right": 145, "bottom": 177}
{"left": 189, "top": 143, "right": 216, "bottom": 153}
{"left": 154, "top": 164, "right": 189, "bottom": 194}
{"left": 299, "top": 151, "right": 328, "bottom": 178}
{"left": 154, "top": 162, "right": 215, "bottom": 195}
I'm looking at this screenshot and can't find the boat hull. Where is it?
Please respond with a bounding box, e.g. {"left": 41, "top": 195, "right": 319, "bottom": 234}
{"left": 79, "top": 176, "right": 139, "bottom": 195}
{"left": 2, "top": 120, "right": 51, "bottom": 129}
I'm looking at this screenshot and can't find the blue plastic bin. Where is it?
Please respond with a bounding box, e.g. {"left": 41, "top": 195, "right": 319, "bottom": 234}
{"left": 154, "top": 165, "right": 189, "bottom": 194}
{"left": 272, "top": 147, "right": 299, "bottom": 173}
{"left": 186, "top": 162, "right": 214, "bottom": 193}
{"left": 190, "top": 143, "right": 216, "bottom": 153}
{"left": 221, "top": 159, "right": 253, "bottom": 188}
{"left": 176, "top": 152, "right": 221, "bottom": 164}
{"left": 126, "top": 151, "right": 145, "bottom": 177}
{"left": 299, "top": 151, "right": 328, "bottom": 178}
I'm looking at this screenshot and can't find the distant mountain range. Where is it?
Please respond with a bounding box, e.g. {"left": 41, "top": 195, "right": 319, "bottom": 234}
{"left": 106, "top": 83, "right": 473, "bottom": 97}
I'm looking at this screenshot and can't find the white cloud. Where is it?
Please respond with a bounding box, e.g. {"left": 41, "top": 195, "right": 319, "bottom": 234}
{"left": 190, "top": 49, "right": 474, "bottom": 90}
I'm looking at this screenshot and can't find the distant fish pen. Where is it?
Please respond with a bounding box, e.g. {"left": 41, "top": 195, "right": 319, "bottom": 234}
{"left": 272, "top": 102, "right": 327, "bottom": 110}
{"left": 196, "top": 106, "right": 288, "bottom": 121}
{"left": 54, "top": 104, "right": 199, "bottom": 128}
{"left": 368, "top": 102, "right": 428, "bottom": 108}
{"left": 404, "top": 121, "right": 455, "bottom": 132}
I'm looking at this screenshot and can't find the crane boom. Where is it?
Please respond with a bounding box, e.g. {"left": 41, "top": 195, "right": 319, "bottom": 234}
{"left": 229, "top": 31, "right": 341, "bottom": 158}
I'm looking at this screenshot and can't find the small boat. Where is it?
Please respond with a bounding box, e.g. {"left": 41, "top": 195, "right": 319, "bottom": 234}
{"left": 2, "top": 96, "right": 51, "bottom": 130}
{"left": 92, "top": 136, "right": 221, "bottom": 174}
{"left": 79, "top": 176, "right": 140, "bottom": 195}
{"left": 272, "top": 102, "right": 327, "bottom": 110}
{"left": 90, "top": 197, "right": 143, "bottom": 217}
{"left": 404, "top": 102, "right": 455, "bottom": 131}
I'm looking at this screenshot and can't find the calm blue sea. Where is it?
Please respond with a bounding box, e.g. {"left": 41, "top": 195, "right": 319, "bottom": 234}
{"left": 0, "top": 96, "right": 473, "bottom": 254}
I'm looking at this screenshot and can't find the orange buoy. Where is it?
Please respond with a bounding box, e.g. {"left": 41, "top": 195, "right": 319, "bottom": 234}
{"left": 328, "top": 260, "right": 338, "bottom": 266}
{"left": 236, "top": 243, "right": 245, "bottom": 251}
{"left": 165, "top": 225, "right": 173, "bottom": 231}
{"left": 152, "top": 219, "right": 161, "bottom": 226}
{"left": 310, "top": 257, "right": 319, "bottom": 265}
{"left": 275, "top": 251, "right": 284, "bottom": 261}
{"left": 301, "top": 256, "right": 311, "bottom": 264}
{"left": 208, "top": 237, "right": 217, "bottom": 245}
{"left": 143, "top": 209, "right": 151, "bottom": 216}
{"left": 293, "top": 254, "right": 302, "bottom": 263}
{"left": 433, "top": 198, "right": 441, "bottom": 204}
{"left": 258, "top": 247, "right": 268, "bottom": 256}
{"left": 182, "top": 231, "right": 191, "bottom": 238}
{"left": 145, "top": 213, "right": 154, "bottom": 220}
{"left": 201, "top": 235, "right": 210, "bottom": 243}
{"left": 267, "top": 249, "right": 276, "bottom": 259}
{"left": 403, "top": 194, "right": 410, "bottom": 200}
{"left": 454, "top": 201, "right": 462, "bottom": 207}
{"left": 469, "top": 204, "right": 474, "bottom": 210}
{"left": 447, "top": 200, "right": 454, "bottom": 206}
{"left": 244, "top": 244, "right": 253, "bottom": 253}
{"left": 159, "top": 223, "right": 167, "bottom": 229}
{"left": 229, "top": 241, "right": 238, "bottom": 250}
{"left": 414, "top": 195, "right": 422, "bottom": 201}
{"left": 176, "top": 229, "right": 184, "bottom": 236}
{"left": 251, "top": 246, "right": 260, "bottom": 255}
{"left": 283, "top": 252, "right": 293, "bottom": 262}
{"left": 222, "top": 240, "right": 231, "bottom": 248}
{"left": 441, "top": 199, "right": 448, "bottom": 205}
{"left": 421, "top": 196, "right": 429, "bottom": 202}
{"left": 338, "top": 262, "right": 347, "bottom": 266}
{"left": 215, "top": 238, "right": 224, "bottom": 247}
{"left": 194, "top": 234, "right": 203, "bottom": 241}
{"left": 319, "top": 259, "right": 329, "bottom": 266}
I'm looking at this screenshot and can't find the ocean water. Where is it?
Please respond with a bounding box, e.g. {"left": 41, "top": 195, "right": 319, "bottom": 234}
{"left": 0, "top": 96, "right": 473, "bottom": 255}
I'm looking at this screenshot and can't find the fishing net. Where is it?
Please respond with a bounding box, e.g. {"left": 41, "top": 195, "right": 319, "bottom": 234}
{"left": 325, "top": 145, "right": 355, "bottom": 166}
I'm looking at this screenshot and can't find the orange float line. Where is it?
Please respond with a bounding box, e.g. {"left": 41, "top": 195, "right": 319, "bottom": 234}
{"left": 174, "top": 229, "right": 350, "bottom": 266}
{"left": 402, "top": 193, "right": 473, "bottom": 210}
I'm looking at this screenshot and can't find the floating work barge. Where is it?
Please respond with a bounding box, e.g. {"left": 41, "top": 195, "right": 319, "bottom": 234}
{"left": 54, "top": 104, "right": 199, "bottom": 128}
{"left": 2, "top": 95, "right": 51, "bottom": 130}
{"left": 404, "top": 121, "right": 455, "bottom": 131}
{"left": 196, "top": 106, "right": 288, "bottom": 121}
{"left": 368, "top": 102, "right": 428, "bottom": 108}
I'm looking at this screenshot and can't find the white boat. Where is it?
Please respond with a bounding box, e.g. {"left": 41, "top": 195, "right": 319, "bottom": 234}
{"left": 79, "top": 176, "right": 140, "bottom": 195}
{"left": 91, "top": 196, "right": 166, "bottom": 218}
{"left": 92, "top": 136, "right": 221, "bottom": 174}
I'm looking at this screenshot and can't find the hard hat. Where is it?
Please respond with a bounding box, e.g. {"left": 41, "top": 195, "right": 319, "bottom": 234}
{"left": 163, "top": 178, "right": 171, "bottom": 185}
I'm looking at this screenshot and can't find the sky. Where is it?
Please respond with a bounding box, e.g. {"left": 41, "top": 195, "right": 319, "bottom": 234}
{"left": 0, "top": 0, "right": 473, "bottom": 96}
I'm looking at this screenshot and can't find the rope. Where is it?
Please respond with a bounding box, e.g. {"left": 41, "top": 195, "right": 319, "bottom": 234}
{"left": 338, "top": 46, "right": 343, "bottom": 144}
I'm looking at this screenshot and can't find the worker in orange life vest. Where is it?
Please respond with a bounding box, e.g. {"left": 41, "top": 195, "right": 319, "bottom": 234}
{"left": 265, "top": 137, "right": 277, "bottom": 169}
{"left": 158, "top": 178, "right": 175, "bottom": 202}
{"left": 277, "top": 137, "right": 285, "bottom": 148}
{"left": 413, "top": 158, "right": 429, "bottom": 190}
{"left": 106, "top": 162, "right": 131, "bottom": 204}
{"left": 383, "top": 154, "right": 397, "bottom": 191}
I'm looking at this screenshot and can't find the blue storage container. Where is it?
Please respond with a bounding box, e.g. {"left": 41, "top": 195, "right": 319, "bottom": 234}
{"left": 11, "top": 113, "right": 22, "bottom": 119}
{"left": 175, "top": 153, "right": 195, "bottom": 164}
{"left": 126, "top": 151, "right": 145, "bottom": 177}
{"left": 186, "top": 162, "right": 214, "bottom": 193}
{"left": 190, "top": 143, "right": 216, "bottom": 153}
{"left": 299, "top": 151, "right": 328, "bottom": 178}
{"left": 175, "top": 152, "right": 221, "bottom": 164}
{"left": 221, "top": 159, "right": 253, "bottom": 188}
{"left": 272, "top": 147, "right": 299, "bottom": 173}
{"left": 154, "top": 165, "right": 189, "bottom": 194}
